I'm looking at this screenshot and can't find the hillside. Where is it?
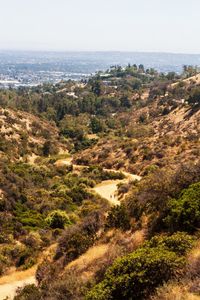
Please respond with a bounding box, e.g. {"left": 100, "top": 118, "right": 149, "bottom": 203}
{"left": 172, "top": 73, "right": 200, "bottom": 87}
{"left": 0, "top": 65, "right": 199, "bottom": 300}
{"left": 0, "top": 108, "right": 68, "bottom": 160}
{"left": 75, "top": 86, "right": 200, "bottom": 176}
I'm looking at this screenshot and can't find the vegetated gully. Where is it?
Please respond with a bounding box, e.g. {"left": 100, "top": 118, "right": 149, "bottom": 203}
{"left": 0, "top": 157, "right": 141, "bottom": 300}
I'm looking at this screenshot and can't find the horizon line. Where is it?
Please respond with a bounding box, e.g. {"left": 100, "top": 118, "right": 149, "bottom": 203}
{"left": 0, "top": 49, "right": 200, "bottom": 56}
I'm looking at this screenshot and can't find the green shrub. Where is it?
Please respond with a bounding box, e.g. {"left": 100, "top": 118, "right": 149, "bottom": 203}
{"left": 146, "top": 232, "right": 195, "bottom": 255}
{"left": 46, "top": 210, "right": 71, "bottom": 229}
{"left": 85, "top": 247, "right": 185, "bottom": 300}
{"left": 0, "top": 254, "right": 9, "bottom": 275}
{"left": 14, "top": 202, "right": 46, "bottom": 229}
{"left": 105, "top": 204, "right": 131, "bottom": 231}
{"left": 14, "top": 284, "right": 42, "bottom": 300}
{"left": 21, "top": 257, "right": 36, "bottom": 270}
{"left": 16, "top": 247, "right": 34, "bottom": 268}
{"left": 164, "top": 182, "right": 200, "bottom": 233}
{"left": 188, "top": 87, "right": 200, "bottom": 106}
{"left": 81, "top": 166, "right": 125, "bottom": 183}
{"left": 56, "top": 213, "right": 102, "bottom": 263}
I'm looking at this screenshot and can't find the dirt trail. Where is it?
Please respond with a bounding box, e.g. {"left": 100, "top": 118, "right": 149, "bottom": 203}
{"left": 0, "top": 267, "right": 36, "bottom": 300}
{"left": 0, "top": 275, "right": 36, "bottom": 300}
{"left": 93, "top": 173, "right": 141, "bottom": 205}
{"left": 0, "top": 157, "right": 141, "bottom": 299}
{"left": 55, "top": 156, "right": 141, "bottom": 205}
{"left": 0, "top": 244, "right": 56, "bottom": 300}
{"left": 93, "top": 180, "right": 122, "bottom": 205}
{"left": 55, "top": 156, "right": 141, "bottom": 206}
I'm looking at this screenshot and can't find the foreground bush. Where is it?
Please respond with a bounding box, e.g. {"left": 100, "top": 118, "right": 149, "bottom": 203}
{"left": 147, "top": 232, "right": 195, "bottom": 255}
{"left": 85, "top": 246, "right": 185, "bottom": 300}
{"left": 14, "top": 284, "right": 42, "bottom": 300}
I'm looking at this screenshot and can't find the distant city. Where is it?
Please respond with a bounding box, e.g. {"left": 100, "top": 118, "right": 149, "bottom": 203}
{"left": 0, "top": 51, "right": 200, "bottom": 89}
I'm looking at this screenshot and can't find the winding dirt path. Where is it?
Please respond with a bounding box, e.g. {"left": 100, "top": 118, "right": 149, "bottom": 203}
{"left": 93, "top": 173, "right": 141, "bottom": 205}
{"left": 0, "top": 273, "right": 36, "bottom": 300}
{"left": 93, "top": 180, "right": 122, "bottom": 205}
{"left": 0, "top": 244, "right": 56, "bottom": 300}
{"left": 0, "top": 157, "right": 141, "bottom": 299}
{"left": 54, "top": 156, "right": 141, "bottom": 205}
{"left": 0, "top": 267, "right": 36, "bottom": 300}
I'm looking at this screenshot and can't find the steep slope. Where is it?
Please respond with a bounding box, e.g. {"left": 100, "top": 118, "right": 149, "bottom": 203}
{"left": 171, "top": 73, "right": 200, "bottom": 87}
{"left": 75, "top": 103, "right": 199, "bottom": 175}
{"left": 0, "top": 108, "right": 68, "bottom": 160}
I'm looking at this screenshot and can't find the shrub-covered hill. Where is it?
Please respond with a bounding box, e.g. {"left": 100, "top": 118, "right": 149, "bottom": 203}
{"left": 12, "top": 160, "right": 200, "bottom": 300}
{"left": 75, "top": 92, "right": 200, "bottom": 176}
{"left": 0, "top": 157, "right": 113, "bottom": 276}
{"left": 0, "top": 65, "right": 200, "bottom": 300}
{"left": 0, "top": 107, "right": 68, "bottom": 160}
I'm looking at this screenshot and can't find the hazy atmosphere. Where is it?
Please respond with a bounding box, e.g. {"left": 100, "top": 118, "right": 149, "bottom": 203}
{"left": 1, "top": 0, "right": 200, "bottom": 53}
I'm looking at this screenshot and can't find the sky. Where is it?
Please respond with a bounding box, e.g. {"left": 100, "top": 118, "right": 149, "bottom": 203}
{"left": 0, "top": 0, "right": 200, "bottom": 54}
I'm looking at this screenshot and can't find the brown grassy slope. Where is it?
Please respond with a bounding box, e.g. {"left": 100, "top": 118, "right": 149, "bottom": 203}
{"left": 171, "top": 73, "right": 200, "bottom": 88}
{"left": 0, "top": 108, "right": 68, "bottom": 160}
{"left": 36, "top": 229, "right": 145, "bottom": 299}
{"left": 74, "top": 103, "right": 200, "bottom": 176}
{"left": 151, "top": 241, "right": 200, "bottom": 300}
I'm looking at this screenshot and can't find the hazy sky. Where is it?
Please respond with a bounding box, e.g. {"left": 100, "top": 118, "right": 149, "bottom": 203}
{"left": 0, "top": 0, "right": 200, "bottom": 53}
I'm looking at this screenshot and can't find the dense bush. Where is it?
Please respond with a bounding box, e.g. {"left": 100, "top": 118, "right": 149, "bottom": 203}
{"left": 81, "top": 166, "right": 125, "bottom": 183}
{"left": 86, "top": 246, "right": 185, "bottom": 300}
{"left": 46, "top": 210, "right": 71, "bottom": 229}
{"left": 146, "top": 232, "right": 195, "bottom": 255}
{"left": 105, "top": 204, "right": 131, "bottom": 231}
{"left": 55, "top": 212, "right": 103, "bottom": 263}
{"left": 37, "top": 269, "right": 85, "bottom": 300}
{"left": 164, "top": 182, "right": 200, "bottom": 233}
{"left": 14, "top": 284, "right": 42, "bottom": 300}
{"left": 126, "top": 162, "right": 200, "bottom": 234}
{"left": 14, "top": 202, "right": 46, "bottom": 229}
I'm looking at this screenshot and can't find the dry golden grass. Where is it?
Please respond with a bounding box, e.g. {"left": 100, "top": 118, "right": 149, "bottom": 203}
{"left": 64, "top": 243, "right": 110, "bottom": 283}
{"left": 171, "top": 73, "right": 200, "bottom": 88}
{"left": 0, "top": 243, "right": 56, "bottom": 285}
{"left": 64, "top": 229, "right": 145, "bottom": 283}
{"left": 187, "top": 241, "right": 200, "bottom": 278}
{"left": 151, "top": 282, "right": 200, "bottom": 300}
{"left": 188, "top": 241, "right": 200, "bottom": 260}
{"left": 151, "top": 241, "right": 200, "bottom": 300}
{"left": 87, "top": 133, "right": 99, "bottom": 140}
{"left": 66, "top": 244, "right": 109, "bottom": 271}
{"left": 54, "top": 157, "right": 72, "bottom": 167}
{"left": 0, "top": 266, "right": 36, "bottom": 285}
